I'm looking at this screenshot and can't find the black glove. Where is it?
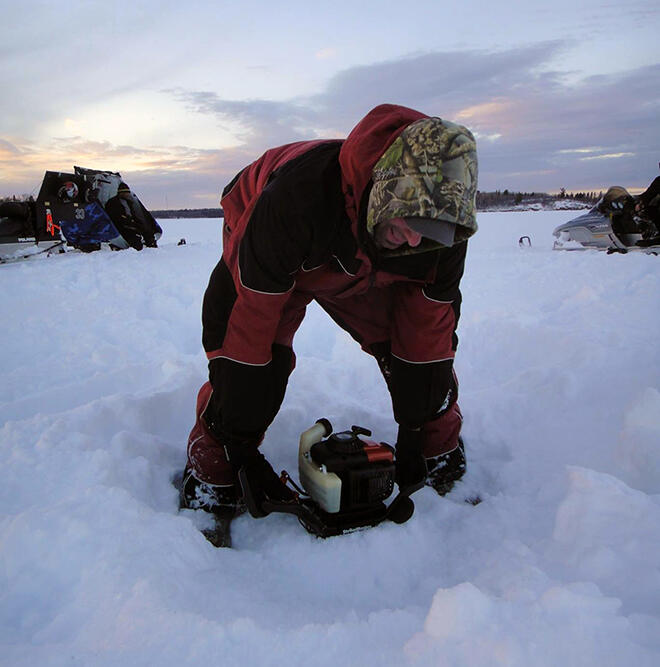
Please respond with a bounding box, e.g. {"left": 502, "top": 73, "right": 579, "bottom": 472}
{"left": 395, "top": 426, "right": 428, "bottom": 492}
{"left": 225, "top": 441, "right": 295, "bottom": 517}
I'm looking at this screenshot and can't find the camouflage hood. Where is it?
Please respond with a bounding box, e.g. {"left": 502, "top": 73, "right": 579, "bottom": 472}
{"left": 367, "top": 117, "right": 478, "bottom": 254}
{"left": 338, "top": 105, "right": 426, "bottom": 230}
{"left": 338, "top": 106, "right": 477, "bottom": 259}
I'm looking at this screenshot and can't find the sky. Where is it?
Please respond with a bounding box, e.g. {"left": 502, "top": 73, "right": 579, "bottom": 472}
{"left": 1, "top": 0, "right": 659, "bottom": 208}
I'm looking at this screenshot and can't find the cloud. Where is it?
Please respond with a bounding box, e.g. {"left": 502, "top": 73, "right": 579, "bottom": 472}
{"left": 579, "top": 153, "right": 636, "bottom": 161}
{"left": 0, "top": 134, "right": 252, "bottom": 207}
{"left": 3, "top": 44, "right": 659, "bottom": 205}
{"left": 166, "top": 43, "right": 570, "bottom": 154}
{"left": 166, "top": 44, "right": 660, "bottom": 194}
{"left": 320, "top": 42, "right": 567, "bottom": 114}
{"left": 315, "top": 48, "right": 337, "bottom": 60}
{"left": 557, "top": 148, "right": 605, "bottom": 154}
{"left": 167, "top": 89, "right": 323, "bottom": 149}
{"left": 0, "top": 138, "right": 22, "bottom": 158}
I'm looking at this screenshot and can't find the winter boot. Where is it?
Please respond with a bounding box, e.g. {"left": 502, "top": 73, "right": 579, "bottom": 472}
{"left": 636, "top": 235, "right": 660, "bottom": 247}
{"left": 179, "top": 466, "right": 245, "bottom": 515}
{"left": 178, "top": 466, "right": 246, "bottom": 547}
{"left": 425, "top": 437, "right": 466, "bottom": 496}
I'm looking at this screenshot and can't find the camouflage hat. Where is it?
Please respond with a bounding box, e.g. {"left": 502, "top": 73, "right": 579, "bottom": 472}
{"left": 367, "top": 117, "right": 478, "bottom": 248}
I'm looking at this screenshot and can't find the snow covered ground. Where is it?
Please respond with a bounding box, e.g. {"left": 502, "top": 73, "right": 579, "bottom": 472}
{"left": 1, "top": 211, "right": 659, "bottom": 666}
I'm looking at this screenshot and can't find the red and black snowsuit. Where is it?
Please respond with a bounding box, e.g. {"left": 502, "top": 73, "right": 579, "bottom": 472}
{"left": 188, "top": 104, "right": 465, "bottom": 485}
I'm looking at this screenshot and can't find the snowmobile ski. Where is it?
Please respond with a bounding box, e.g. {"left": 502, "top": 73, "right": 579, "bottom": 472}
{"left": 0, "top": 240, "right": 67, "bottom": 265}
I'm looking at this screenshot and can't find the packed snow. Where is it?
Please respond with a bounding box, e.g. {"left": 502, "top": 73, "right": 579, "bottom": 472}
{"left": 1, "top": 211, "right": 659, "bottom": 666}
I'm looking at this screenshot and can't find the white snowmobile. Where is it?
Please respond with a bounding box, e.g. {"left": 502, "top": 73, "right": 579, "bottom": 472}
{"left": 553, "top": 186, "right": 659, "bottom": 254}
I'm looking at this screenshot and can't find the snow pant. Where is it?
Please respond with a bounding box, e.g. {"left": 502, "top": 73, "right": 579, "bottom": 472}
{"left": 187, "top": 287, "right": 462, "bottom": 486}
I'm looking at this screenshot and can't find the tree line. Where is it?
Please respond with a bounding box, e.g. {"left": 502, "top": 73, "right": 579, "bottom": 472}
{"left": 2, "top": 190, "right": 602, "bottom": 219}
{"left": 151, "top": 190, "right": 602, "bottom": 218}
{"left": 149, "top": 208, "right": 224, "bottom": 218}
{"left": 476, "top": 189, "right": 601, "bottom": 209}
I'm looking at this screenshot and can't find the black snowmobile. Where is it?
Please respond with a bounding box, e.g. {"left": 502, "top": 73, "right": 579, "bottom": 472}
{"left": 1, "top": 166, "right": 162, "bottom": 263}
{"left": 553, "top": 186, "right": 659, "bottom": 254}
{"left": 0, "top": 198, "right": 65, "bottom": 262}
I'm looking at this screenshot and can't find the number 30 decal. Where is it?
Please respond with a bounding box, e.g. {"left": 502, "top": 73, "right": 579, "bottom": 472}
{"left": 75, "top": 208, "right": 85, "bottom": 220}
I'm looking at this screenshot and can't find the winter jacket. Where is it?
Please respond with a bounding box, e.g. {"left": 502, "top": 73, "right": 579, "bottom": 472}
{"left": 105, "top": 195, "right": 158, "bottom": 249}
{"left": 639, "top": 176, "right": 660, "bottom": 226}
{"left": 203, "top": 104, "right": 472, "bottom": 448}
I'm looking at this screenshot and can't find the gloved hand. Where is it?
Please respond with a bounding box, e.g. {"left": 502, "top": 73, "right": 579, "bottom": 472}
{"left": 395, "top": 426, "right": 428, "bottom": 492}
{"left": 224, "top": 441, "right": 296, "bottom": 517}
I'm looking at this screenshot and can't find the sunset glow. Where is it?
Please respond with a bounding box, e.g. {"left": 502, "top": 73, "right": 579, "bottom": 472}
{"left": 1, "top": 1, "right": 658, "bottom": 206}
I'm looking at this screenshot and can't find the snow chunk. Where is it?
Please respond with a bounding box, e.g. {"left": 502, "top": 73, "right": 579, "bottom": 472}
{"left": 406, "top": 581, "right": 656, "bottom": 665}
{"left": 552, "top": 466, "right": 660, "bottom": 614}
{"left": 617, "top": 387, "right": 660, "bottom": 493}
{"left": 422, "top": 582, "right": 494, "bottom": 640}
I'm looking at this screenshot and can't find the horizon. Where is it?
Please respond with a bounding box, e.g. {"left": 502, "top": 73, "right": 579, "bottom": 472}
{"left": 1, "top": 1, "right": 658, "bottom": 209}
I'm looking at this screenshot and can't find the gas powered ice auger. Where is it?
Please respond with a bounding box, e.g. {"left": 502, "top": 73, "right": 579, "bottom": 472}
{"left": 239, "top": 419, "right": 423, "bottom": 537}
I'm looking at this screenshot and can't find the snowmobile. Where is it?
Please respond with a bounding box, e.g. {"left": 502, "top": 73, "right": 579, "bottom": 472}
{"left": 552, "top": 187, "right": 659, "bottom": 254}
{"left": 1, "top": 166, "right": 162, "bottom": 263}
{"left": 0, "top": 198, "right": 66, "bottom": 263}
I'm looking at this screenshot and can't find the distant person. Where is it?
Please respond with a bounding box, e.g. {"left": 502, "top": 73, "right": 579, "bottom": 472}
{"left": 178, "top": 104, "right": 478, "bottom": 527}
{"left": 600, "top": 186, "right": 638, "bottom": 237}
{"left": 26, "top": 195, "right": 38, "bottom": 238}
{"left": 105, "top": 183, "right": 158, "bottom": 250}
{"left": 634, "top": 166, "right": 660, "bottom": 246}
